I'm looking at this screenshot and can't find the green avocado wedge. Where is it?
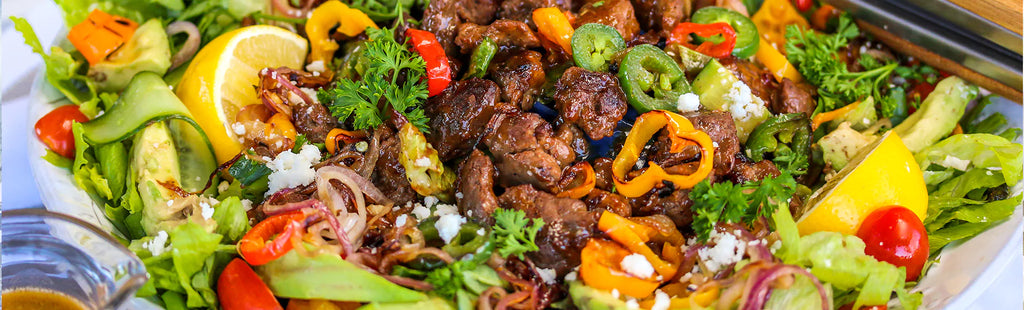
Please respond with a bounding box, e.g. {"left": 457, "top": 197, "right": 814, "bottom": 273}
{"left": 259, "top": 250, "right": 428, "bottom": 303}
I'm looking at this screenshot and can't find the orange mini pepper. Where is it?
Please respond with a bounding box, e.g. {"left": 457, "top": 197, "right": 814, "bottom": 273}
{"left": 597, "top": 211, "right": 677, "bottom": 279}
{"left": 265, "top": 113, "right": 298, "bottom": 141}
{"left": 556, "top": 161, "right": 596, "bottom": 199}
{"left": 533, "top": 7, "right": 574, "bottom": 55}
{"left": 579, "top": 239, "right": 661, "bottom": 298}
{"left": 751, "top": 0, "right": 809, "bottom": 51}
{"left": 305, "top": 0, "right": 378, "bottom": 65}
{"left": 66, "top": 9, "right": 138, "bottom": 65}
{"left": 755, "top": 37, "right": 803, "bottom": 83}
{"left": 811, "top": 100, "right": 860, "bottom": 130}
{"left": 612, "top": 111, "right": 715, "bottom": 198}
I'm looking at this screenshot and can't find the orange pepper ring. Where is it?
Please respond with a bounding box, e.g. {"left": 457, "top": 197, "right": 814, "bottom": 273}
{"left": 612, "top": 111, "right": 715, "bottom": 198}
{"left": 556, "top": 161, "right": 596, "bottom": 199}
{"left": 238, "top": 211, "right": 309, "bottom": 266}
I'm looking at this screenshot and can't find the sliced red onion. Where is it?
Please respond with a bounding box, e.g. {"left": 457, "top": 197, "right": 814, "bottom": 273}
{"left": 381, "top": 274, "right": 435, "bottom": 291}
{"left": 742, "top": 264, "right": 831, "bottom": 310}
{"left": 272, "top": 68, "right": 316, "bottom": 106}
{"left": 166, "top": 21, "right": 200, "bottom": 71}
{"left": 262, "top": 198, "right": 318, "bottom": 216}
{"left": 311, "top": 200, "right": 353, "bottom": 257}
{"left": 356, "top": 128, "right": 383, "bottom": 179}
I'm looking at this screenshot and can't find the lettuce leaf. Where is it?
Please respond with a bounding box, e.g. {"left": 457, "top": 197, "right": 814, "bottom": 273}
{"left": 131, "top": 221, "right": 236, "bottom": 309}
{"left": 212, "top": 196, "right": 251, "bottom": 243}
{"left": 11, "top": 17, "right": 101, "bottom": 117}
{"left": 915, "top": 134, "right": 1023, "bottom": 186}
{"left": 54, "top": 0, "right": 174, "bottom": 26}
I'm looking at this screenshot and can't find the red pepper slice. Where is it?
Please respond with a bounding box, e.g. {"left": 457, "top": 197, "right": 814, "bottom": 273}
{"left": 238, "top": 211, "right": 309, "bottom": 266}
{"left": 35, "top": 105, "right": 89, "bottom": 158}
{"left": 405, "top": 29, "right": 452, "bottom": 97}
{"left": 668, "top": 22, "right": 737, "bottom": 59}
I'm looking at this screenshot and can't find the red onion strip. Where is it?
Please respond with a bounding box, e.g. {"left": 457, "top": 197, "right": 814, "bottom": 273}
{"left": 166, "top": 21, "right": 200, "bottom": 71}
{"left": 742, "top": 264, "right": 831, "bottom": 310}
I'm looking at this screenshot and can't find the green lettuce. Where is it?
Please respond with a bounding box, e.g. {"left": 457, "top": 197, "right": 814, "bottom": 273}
{"left": 132, "top": 221, "right": 236, "bottom": 309}
{"left": 11, "top": 17, "right": 101, "bottom": 117}
{"left": 774, "top": 208, "right": 922, "bottom": 310}
{"left": 54, "top": 0, "right": 175, "bottom": 26}
{"left": 212, "top": 196, "right": 251, "bottom": 243}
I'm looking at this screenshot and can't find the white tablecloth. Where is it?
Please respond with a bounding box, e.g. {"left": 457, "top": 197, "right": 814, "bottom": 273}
{"left": 1, "top": 1, "right": 1020, "bottom": 308}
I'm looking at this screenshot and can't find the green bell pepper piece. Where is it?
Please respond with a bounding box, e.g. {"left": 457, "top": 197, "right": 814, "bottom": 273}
{"left": 691, "top": 7, "right": 760, "bottom": 58}
{"left": 745, "top": 113, "right": 812, "bottom": 174}
{"left": 464, "top": 37, "right": 497, "bottom": 79}
{"left": 617, "top": 44, "right": 691, "bottom": 113}
{"left": 571, "top": 23, "right": 626, "bottom": 72}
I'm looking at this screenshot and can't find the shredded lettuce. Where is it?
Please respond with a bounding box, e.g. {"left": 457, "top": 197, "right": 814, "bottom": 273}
{"left": 774, "top": 208, "right": 922, "bottom": 309}
{"left": 915, "top": 133, "right": 1023, "bottom": 254}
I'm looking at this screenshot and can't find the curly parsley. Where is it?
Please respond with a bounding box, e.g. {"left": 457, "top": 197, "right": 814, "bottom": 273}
{"left": 492, "top": 208, "right": 545, "bottom": 260}
{"left": 689, "top": 172, "right": 797, "bottom": 241}
{"left": 319, "top": 27, "right": 430, "bottom": 131}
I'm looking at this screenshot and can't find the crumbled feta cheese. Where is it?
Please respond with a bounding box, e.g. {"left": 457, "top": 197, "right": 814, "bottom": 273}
{"left": 697, "top": 228, "right": 746, "bottom": 273}
{"left": 723, "top": 81, "right": 765, "bottom": 122}
{"left": 199, "top": 200, "right": 214, "bottom": 220}
{"left": 620, "top": 253, "right": 655, "bottom": 278}
{"left": 240, "top": 199, "right": 254, "bottom": 211}
{"left": 305, "top": 60, "right": 326, "bottom": 73}
{"left": 434, "top": 203, "right": 459, "bottom": 216}
{"left": 411, "top": 204, "right": 431, "bottom": 220}
{"left": 435, "top": 214, "right": 467, "bottom": 244}
{"left": 611, "top": 289, "right": 620, "bottom": 299}
{"left": 143, "top": 231, "right": 170, "bottom": 256}
{"left": 939, "top": 155, "right": 971, "bottom": 171}
{"left": 651, "top": 290, "right": 670, "bottom": 310}
{"left": 625, "top": 298, "right": 640, "bottom": 309}
{"left": 676, "top": 93, "right": 701, "bottom": 112}
{"left": 467, "top": 210, "right": 474, "bottom": 217}
{"left": 455, "top": 192, "right": 464, "bottom": 199}
{"left": 232, "top": 122, "right": 247, "bottom": 136}
{"left": 564, "top": 270, "right": 578, "bottom": 281}
{"left": 265, "top": 145, "right": 321, "bottom": 196}
{"left": 536, "top": 268, "right": 557, "bottom": 284}
{"left": 395, "top": 214, "right": 408, "bottom": 227}
{"left": 415, "top": 157, "right": 432, "bottom": 167}
{"left": 300, "top": 88, "right": 319, "bottom": 104}
{"left": 424, "top": 196, "right": 440, "bottom": 209}
{"left": 477, "top": 228, "right": 486, "bottom": 235}
{"left": 218, "top": 181, "right": 230, "bottom": 193}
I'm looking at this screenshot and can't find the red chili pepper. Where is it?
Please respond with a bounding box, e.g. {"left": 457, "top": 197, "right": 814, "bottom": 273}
{"left": 238, "top": 211, "right": 309, "bottom": 266}
{"left": 668, "top": 22, "right": 737, "bottom": 59}
{"left": 35, "top": 105, "right": 89, "bottom": 158}
{"left": 793, "top": 0, "right": 812, "bottom": 11}
{"left": 404, "top": 29, "right": 452, "bottom": 97}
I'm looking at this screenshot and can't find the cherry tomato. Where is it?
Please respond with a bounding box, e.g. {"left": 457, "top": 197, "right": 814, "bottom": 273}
{"left": 218, "top": 258, "right": 283, "bottom": 310}
{"left": 793, "top": 0, "right": 812, "bottom": 11}
{"left": 35, "top": 105, "right": 89, "bottom": 158}
{"left": 856, "top": 206, "right": 929, "bottom": 281}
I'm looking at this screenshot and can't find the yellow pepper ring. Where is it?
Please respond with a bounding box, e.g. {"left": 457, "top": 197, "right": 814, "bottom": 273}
{"left": 305, "top": 0, "right": 379, "bottom": 64}
{"left": 612, "top": 111, "right": 715, "bottom": 198}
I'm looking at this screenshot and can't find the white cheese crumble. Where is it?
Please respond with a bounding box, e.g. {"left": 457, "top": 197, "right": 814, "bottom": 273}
{"left": 625, "top": 298, "right": 640, "bottom": 309}
{"left": 411, "top": 204, "right": 432, "bottom": 220}
{"left": 395, "top": 214, "right": 408, "bottom": 227}
{"left": 305, "top": 60, "right": 326, "bottom": 73}
{"left": 231, "top": 122, "right": 247, "bottom": 136}
{"left": 536, "top": 268, "right": 557, "bottom": 284}
{"left": 299, "top": 88, "right": 319, "bottom": 104}
{"left": 620, "top": 253, "right": 655, "bottom": 278}
{"left": 434, "top": 203, "right": 459, "bottom": 216}
{"left": 415, "top": 157, "right": 432, "bottom": 167}
{"left": 424, "top": 196, "right": 440, "bottom": 209}
{"left": 435, "top": 214, "right": 467, "bottom": 244}
{"left": 199, "top": 200, "right": 214, "bottom": 220}
{"left": 218, "top": 181, "right": 230, "bottom": 193}
{"left": 676, "top": 93, "right": 701, "bottom": 112}
{"left": 697, "top": 228, "right": 747, "bottom": 273}
{"left": 611, "top": 289, "right": 620, "bottom": 299}
{"left": 455, "top": 192, "right": 464, "bottom": 199}
{"left": 265, "top": 144, "right": 321, "bottom": 196}
{"left": 477, "top": 228, "right": 486, "bottom": 236}
{"left": 143, "top": 231, "right": 170, "bottom": 256}
{"left": 939, "top": 155, "right": 971, "bottom": 171}
{"left": 241, "top": 199, "right": 254, "bottom": 211}
{"left": 564, "top": 270, "right": 578, "bottom": 281}
{"left": 651, "top": 290, "right": 670, "bottom": 310}
{"left": 723, "top": 81, "right": 766, "bottom": 122}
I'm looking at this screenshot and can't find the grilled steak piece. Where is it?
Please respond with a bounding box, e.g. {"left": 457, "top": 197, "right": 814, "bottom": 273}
{"left": 499, "top": 185, "right": 598, "bottom": 274}
{"left": 553, "top": 67, "right": 628, "bottom": 140}
{"left": 423, "top": 78, "right": 508, "bottom": 161}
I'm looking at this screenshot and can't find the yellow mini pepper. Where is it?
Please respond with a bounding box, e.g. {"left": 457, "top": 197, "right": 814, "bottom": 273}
{"left": 755, "top": 37, "right": 803, "bottom": 83}
{"left": 751, "top": 0, "right": 809, "bottom": 51}
{"left": 532, "top": 7, "right": 574, "bottom": 55}
{"left": 305, "top": 0, "right": 378, "bottom": 65}
{"left": 612, "top": 111, "right": 715, "bottom": 198}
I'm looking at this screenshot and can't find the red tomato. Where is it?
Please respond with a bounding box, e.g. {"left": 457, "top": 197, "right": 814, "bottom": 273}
{"left": 856, "top": 206, "right": 929, "bottom": 281}
{"left": 218, "top": 258, "right": 282, "bottom": 310}
{"left": 35, "top": 105, "right": 89, "bottom": 158}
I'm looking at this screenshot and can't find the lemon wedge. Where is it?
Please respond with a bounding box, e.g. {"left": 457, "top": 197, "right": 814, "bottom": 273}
{"left": 176, "top": 25, "right": 308, "bottom": 163}
{"left": 797, "top": 131, "right": 928, "bottom": 236}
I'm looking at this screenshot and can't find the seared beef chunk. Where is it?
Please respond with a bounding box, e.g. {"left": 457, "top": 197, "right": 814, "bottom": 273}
{"left": 484, "top": 112, "right": 574, "bottom": 189}
{"left": 371, "top": 127, "right": 417, "bottom": 205}
{"left": 721, "top": 58, "right": 778, "bottom": 108}
{"left": 773, "top": 78, "right": 817, "bottom": 117}
{"left": 499, "top": 185, "right": 598, "bottom": 274}
{"left": 491, "top": 51, "right": 547, "bottom": 110}
{"left": 650, "top": 110, "right": 740, "bottom": 175}
{"left": 555, "top": 123, "right": 589, "bottom": 160}
{"left": 457, "top": 0, "right": 499, "bottom": 25}
{"left": 630, "top": 187, "right": 695, "bottom": 227}
{"left": 422, "top": 0, "right": 462, "bottom": 56}
{"left": 292, "top": 98, "right": 337, "bottom": 143}
{"left": 584, "top": 189, "right": 632, "bottom": 217}
{"left": 729, "top": 157, "right": 781, "bottom": 184}
{"left": 593, "top": 157, "right": 616, "bottom": 191}
{"left": 631, "top": 0, "right": 690, "bottom": 35}
{"left": 455, "top": 20, "right": 540, "bottom": 54}
{"left": 499, "top": 0, "right": 571, "bottom": 27}
{"left": 457, "top": 150, "right": 500, "bottom": 225}
{"left": 423, "top": 78, "right": 506, "bottom": 161}
{"left": 575, "top": 0, "right": 641, "bottom": 41}
{"left": 553, "top": 67, "right": 628, "bottom": 140}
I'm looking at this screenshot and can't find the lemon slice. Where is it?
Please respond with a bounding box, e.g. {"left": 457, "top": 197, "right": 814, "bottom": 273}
{"left": 176, "top": 25, "right": 308, "bottom": 163}
{"left": 797, "top": 131, "right": 928, "bottom": 236}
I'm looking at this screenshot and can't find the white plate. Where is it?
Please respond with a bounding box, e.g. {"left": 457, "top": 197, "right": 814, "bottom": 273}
{"left": 26, "top": 62, "right": 1023, "bottom": 310}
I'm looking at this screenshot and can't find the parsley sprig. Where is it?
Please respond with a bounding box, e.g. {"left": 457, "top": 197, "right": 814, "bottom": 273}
{"left": 689, "top": 172, "right": 797, "bottom": 241}
{"left": 784, "top": 14, "right": 896, "bottom": 113}
{"left": 319, "top": 27, "right": 430, "bottom": 131}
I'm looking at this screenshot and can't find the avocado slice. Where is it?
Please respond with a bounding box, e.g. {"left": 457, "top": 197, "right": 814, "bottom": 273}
{"left": 665, "top": 43, "right": 712, "bottom": 74}
{"left": 819, "top": 122, "right": 878, "bottom": 170}
{"left": 836, "top": 96, "right": 878, "bottom": 131}
{"left": 358, "top": 297, "right": 454, "bottom": 310}
{"left": 133, "top": 121, "right": 183, "bottom": 235}
{"left": 569, "top": 281, "right": 629, "bottom": 310}
{"left": 692, "top": 59, "right": 771, "bottom": 141}
{"left": 88, "top": 19, "right": 171, "bottom": 92}
{"left": 893, "top": 76, "right": 977, "bottom": 153}
{"left": 259, "top": 250, "right": 428, "bottom": 303}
